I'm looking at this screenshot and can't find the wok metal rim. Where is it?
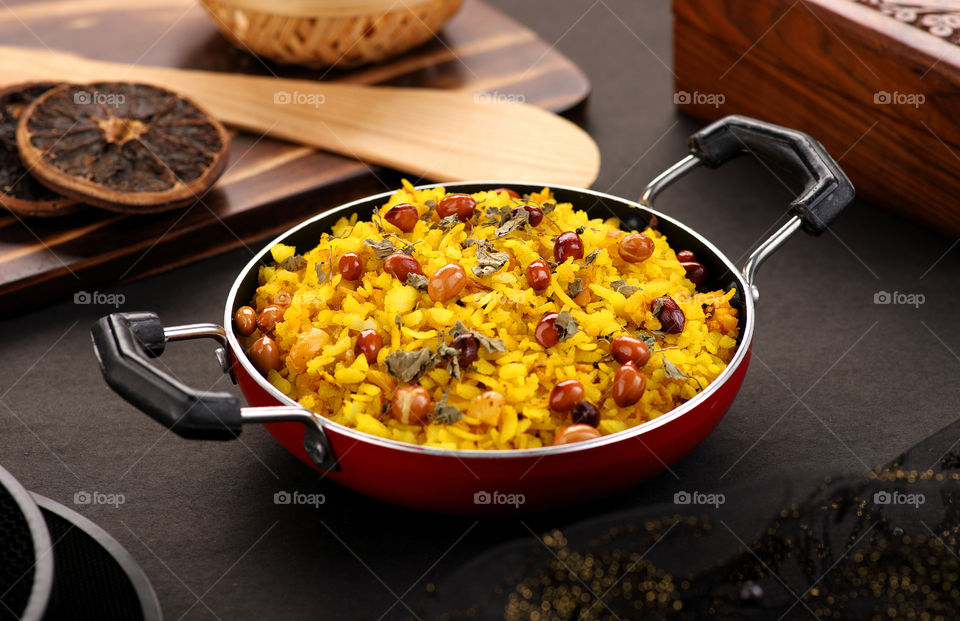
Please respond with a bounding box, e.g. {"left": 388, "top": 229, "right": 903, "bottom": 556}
{"left": 224, "top": 181, "right": 756, "bottom": 460}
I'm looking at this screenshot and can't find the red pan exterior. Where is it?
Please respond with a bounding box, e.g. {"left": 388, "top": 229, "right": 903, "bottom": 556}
{"left": 224, "top": 181, "right": 760, "bottom": 514}
{"left": 234, "top": 347, "right": 752, "bottom": 513}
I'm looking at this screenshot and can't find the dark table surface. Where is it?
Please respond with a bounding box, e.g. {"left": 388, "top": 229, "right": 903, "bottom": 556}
{"left": 3, "top": 1, "right": 958, "bottom": 619}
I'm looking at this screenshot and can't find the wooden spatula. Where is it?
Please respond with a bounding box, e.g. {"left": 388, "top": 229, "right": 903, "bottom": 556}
{"left": 0, "top": 46, "right": 600, "bottom": 187}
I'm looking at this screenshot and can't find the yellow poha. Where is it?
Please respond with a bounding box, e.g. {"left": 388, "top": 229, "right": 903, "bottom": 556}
{"left": 240, "top": 182, "right": 740, "bottom": 450}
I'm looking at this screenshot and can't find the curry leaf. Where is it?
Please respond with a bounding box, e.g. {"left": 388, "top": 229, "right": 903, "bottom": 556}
{"left": 661, "top": 354, "right": 690, "bottom": 380}
{"left": 436, "top": 342, "right": 462, "bottom": 379}
{"left": 406, "top": 272, "right": 429, "bottom": 290}
{"left": 472, "top": 240, "right": 510, "bottom": 277}
{"left": 568, "top": 278, "right": 584, "bottom": 299}
{"left": 280, "top": 254, "right": 306, "bottom": 272}
{"left": 364, "top": 238, "right": 397, "bottom": 260}
{"left": 475, "top": 333, "right": 506, "bottom": 353}
{"left": 610, "top": 280, "right": 640, "bottom": 297}
{"left": 637, "top": 331, "right": 657, "bottom": 348}
{"left": 384, "top": 348, "right": 436, "bottom": 383}
{"left": 434, "top": 214, "right": 460, "bottom": 231}
{"left": 421, "top": 199, "right": 437, "bottom": 221}
{"left": 448, "top": 321, "right": 504, "bottom": 353}
{"left": 431, "top": 390, "right": 463, "bottom": 424}
{"left": 555, "top": 310, "right": 579, "bottom": 342}
{"left": 372, "top": 208, "right": 386, "bottom": 233}
{"left": 493, "top": 206, "right": 529, "bottom": 238}
{"left": 388, "top": 235, "right": 419, "bottom": 256}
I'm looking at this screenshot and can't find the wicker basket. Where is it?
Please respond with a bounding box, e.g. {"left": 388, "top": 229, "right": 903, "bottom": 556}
{"left": 197, "top": 0, "right": 463, "bottom": 68}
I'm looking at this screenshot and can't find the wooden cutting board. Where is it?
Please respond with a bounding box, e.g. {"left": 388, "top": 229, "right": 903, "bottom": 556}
{"left": 0, "top": 0, "right": 590, "bottom": 317}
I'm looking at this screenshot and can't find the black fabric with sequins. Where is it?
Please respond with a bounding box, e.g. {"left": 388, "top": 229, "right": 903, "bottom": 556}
{"left": 422, "top": 419, "right": 960, "bottom": 620}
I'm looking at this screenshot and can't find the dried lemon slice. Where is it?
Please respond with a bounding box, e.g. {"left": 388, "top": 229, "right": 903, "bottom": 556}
{"left": 0, "top": 82, "right": 79, "bottom": 217}
{"left": 17, "top": 82, "right": 230, "bottom": 213}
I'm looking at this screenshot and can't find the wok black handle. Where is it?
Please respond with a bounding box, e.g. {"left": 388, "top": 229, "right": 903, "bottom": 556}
{"left": 689, "top": 115, "right": 854, "bottom": 236}
{"left": 91, "top": 312, "right": 242, "bottom": 441}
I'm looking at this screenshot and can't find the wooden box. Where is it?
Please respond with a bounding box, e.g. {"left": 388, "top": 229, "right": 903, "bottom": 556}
{"left": 673, "top": 0, "right": 960, "bottom": 235}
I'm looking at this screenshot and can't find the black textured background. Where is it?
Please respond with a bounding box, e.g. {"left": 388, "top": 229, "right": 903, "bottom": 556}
{"left": 1, "top": 1, "right": 957, "bottom": 619}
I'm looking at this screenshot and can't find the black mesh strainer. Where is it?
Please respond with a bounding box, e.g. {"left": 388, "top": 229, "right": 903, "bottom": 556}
{"left": 31, "top": 494, "right": 162, "bottom": 621}
{"left": 0, "top": 466, "right": 52, "bottom": 621}
{"left": 0, "top": 464, "right": 161, "bottom": 620}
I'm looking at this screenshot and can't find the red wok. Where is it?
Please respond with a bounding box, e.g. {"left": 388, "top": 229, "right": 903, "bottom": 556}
{"left": 91, "top": 116, "right": 853, "bottom": 513}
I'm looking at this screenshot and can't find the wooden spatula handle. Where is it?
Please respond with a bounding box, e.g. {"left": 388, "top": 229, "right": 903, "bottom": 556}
{"left": 0, "top": 46, "right": 600, "bottom": 187}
